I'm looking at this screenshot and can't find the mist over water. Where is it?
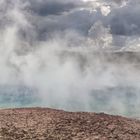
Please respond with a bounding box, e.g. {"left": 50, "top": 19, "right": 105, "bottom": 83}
{"left": 0, "top": 0, "right": 140, "bottom": 117}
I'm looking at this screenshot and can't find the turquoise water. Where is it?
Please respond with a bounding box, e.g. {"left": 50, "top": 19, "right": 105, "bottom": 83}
{"left": 0, "top": 85, "right": 139, "bottom": 117}
{"left": 0, "top": 85, "right": 39, "bottom": 108}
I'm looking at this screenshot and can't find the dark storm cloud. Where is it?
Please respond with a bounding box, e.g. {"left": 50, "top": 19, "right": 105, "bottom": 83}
{"left": 26, "top": 0, "right": 84, "bottom": 16}
{"left": 22, "top": 0, "right": 106, "bottom": 42}
{"left": 24, "top": 0, "right": 140, "bottom": 39}
{"left": 107, "top": 4, "right": 140, "bottom": 36}
{"left": 33, "top": 10, "right": 103, "bottom": 40}
{"left": 1, "top": 0, "right": 140, "bottom": 47}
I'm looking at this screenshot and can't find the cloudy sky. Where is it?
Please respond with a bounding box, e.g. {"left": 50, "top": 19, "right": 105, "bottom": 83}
{"left": 1, "top": 0, "right": 140, "bottom": 51}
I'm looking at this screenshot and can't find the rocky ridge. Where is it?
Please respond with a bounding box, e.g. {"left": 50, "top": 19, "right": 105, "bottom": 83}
{"left": 0, "top": 108, "right": 140, "bottom": 140}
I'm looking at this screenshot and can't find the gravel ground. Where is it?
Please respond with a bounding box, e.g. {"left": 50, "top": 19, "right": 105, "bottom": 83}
{"left": 0, "top": 108, "right": 140, "bottom": 140}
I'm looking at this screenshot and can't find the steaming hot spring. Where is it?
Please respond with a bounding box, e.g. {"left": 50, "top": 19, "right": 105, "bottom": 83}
{"left": 1, "top": 50, "right": 140, "bottom": 118}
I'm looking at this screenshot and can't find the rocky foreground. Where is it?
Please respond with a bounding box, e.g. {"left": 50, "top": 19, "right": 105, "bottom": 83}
{"left": 0, "top": 108, "right": 140, "bottom": 140}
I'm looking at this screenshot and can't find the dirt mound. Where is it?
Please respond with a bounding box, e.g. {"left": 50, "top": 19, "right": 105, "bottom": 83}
{"left": 0, "top": 108, "right": 140, "bottom": 140}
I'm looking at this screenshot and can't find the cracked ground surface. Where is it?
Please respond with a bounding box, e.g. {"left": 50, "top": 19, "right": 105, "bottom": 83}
{"left": 0, "top": 108, "right": 140, "bottom": 140}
